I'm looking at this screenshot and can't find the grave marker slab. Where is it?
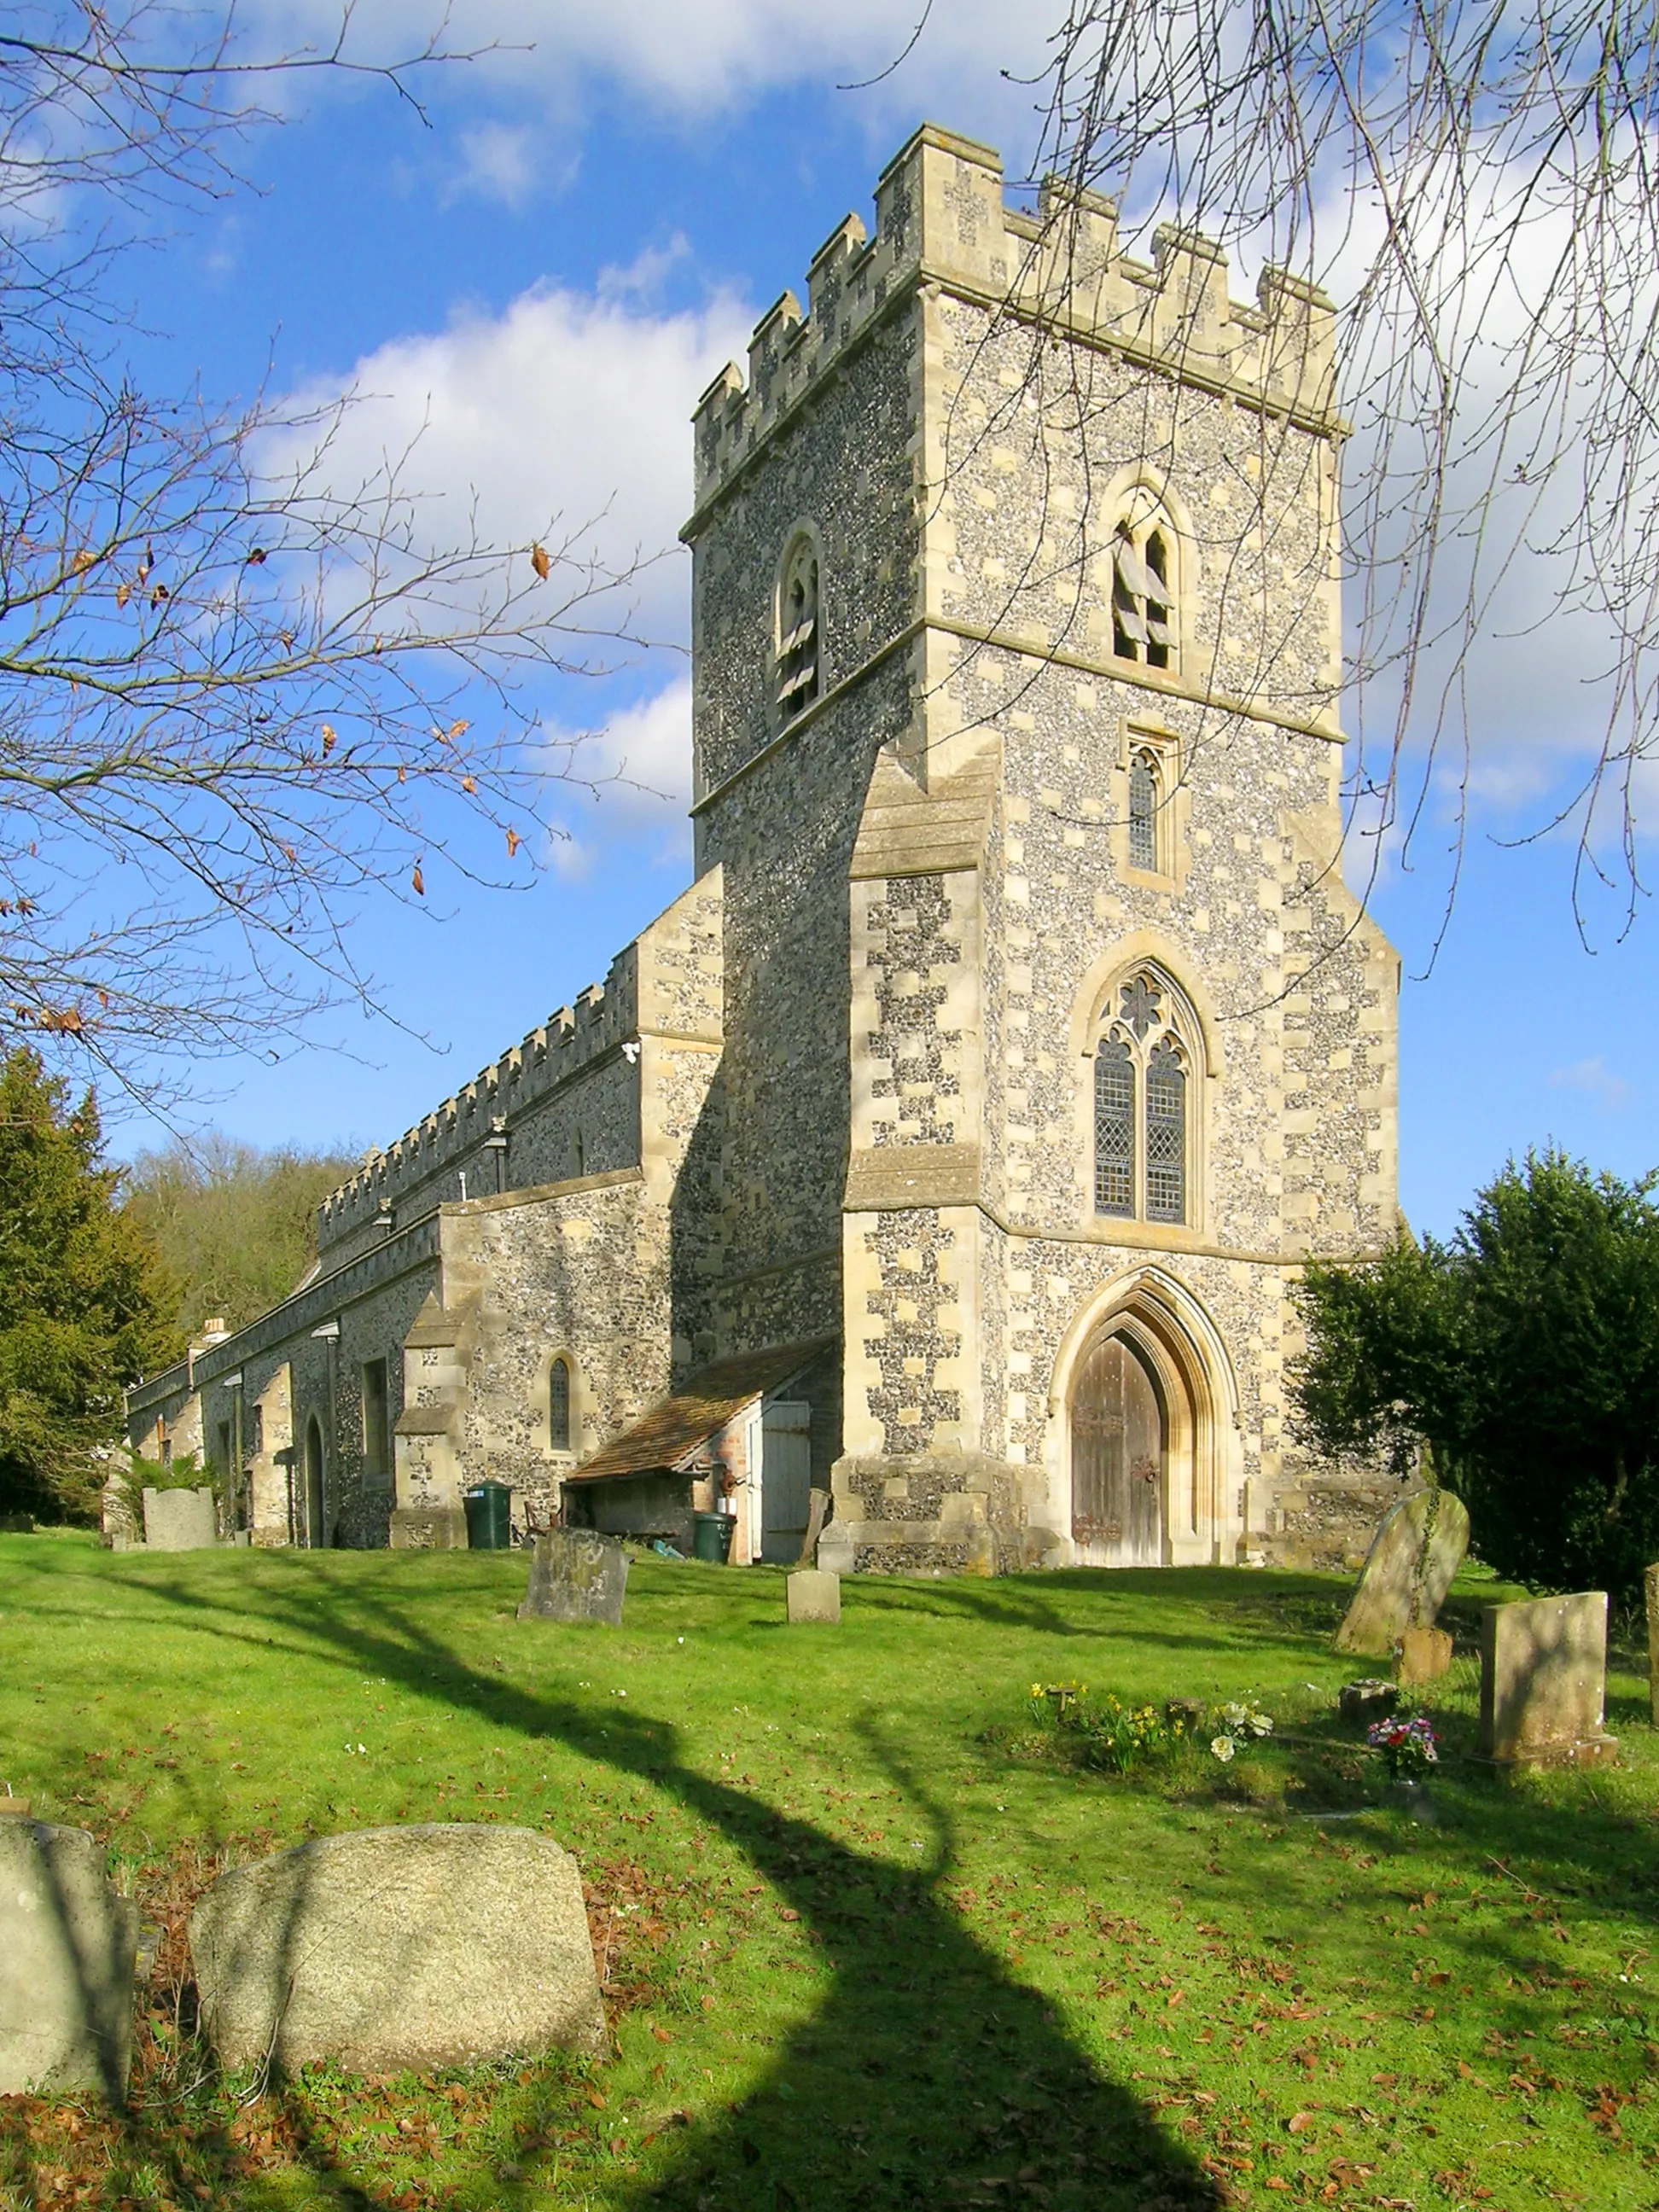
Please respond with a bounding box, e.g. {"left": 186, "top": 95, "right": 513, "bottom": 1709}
{"left": 0, "top": 1821, "right": 137, "bottom": 2098}
{"left": 1478, "top": 1591, "right": 1617, "bottom": 1767}
{"left": 142, "top": 1486, "right": 218, "bottom": 1551}
{"left": 1334, "top": 1487, "right": 1469, "bottom": 1657}
{"left": 517, "top": 1529, "right": 628, "bottom": 1626}
{"left": 1396, "top": 1626, "right": 1452, "bottom": 1686}
{"left": 189, "top": 1824, "right": 605, "bottom": 2075}
{"left": 786, "top": 1569, "right": 841, "bottom": 1623}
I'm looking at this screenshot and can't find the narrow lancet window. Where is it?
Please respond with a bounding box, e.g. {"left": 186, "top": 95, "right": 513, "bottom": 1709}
{"left": 1094, "top": 1039, "right": 1135, "bottom": 1216}
{"left": 1144, "top": 1039, "right": 1186, "bottom": 1224}
{"left": 777, "top": 536, "right": 820, "bottom": 723}
{"left": 549, "top": 1357, "right": 571, "bottom": 1452}
{"left": 1128, "top": 751, "right": 1158, "bottom": 871}
{"left": 1111, "top": 515, "right": 1177, "bottom": 668}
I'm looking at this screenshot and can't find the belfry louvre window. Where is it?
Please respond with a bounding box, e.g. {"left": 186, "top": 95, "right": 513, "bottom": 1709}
{"left": 549, "top": 1357, "right": 572, "bottom": 1453}
{"left": 776, "top": 537, "right": 820, "bottom": 722}
{"left": 1112, "top": 522, "right": 1174, "bottom": 670}
{"left": 1092, "top": 967, "right": 1193, "bottom": 1226}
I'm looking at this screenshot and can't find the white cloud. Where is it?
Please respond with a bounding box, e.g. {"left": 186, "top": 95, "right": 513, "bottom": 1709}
{"left": 253, "top": 0, "right": 1041, "bottom": 126}
{"left": 449, "top": 119, "right": 543, "bottom": 207}
{"left": 544, "top": 676, "right": 693, "bottom": 876}
{"left": 273, "top": 275, "right": 754, "bottom": 649}
{"left": 1550, "top": 1057, "right": 1632, "bottom": 1112}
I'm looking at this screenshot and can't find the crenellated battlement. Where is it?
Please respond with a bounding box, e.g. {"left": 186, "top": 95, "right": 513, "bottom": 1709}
{"left": 317, "top": 952, "right": 638, "bottom": 1248}
{"left": 690, "top": 124, "right": 1338, "bottom": 513}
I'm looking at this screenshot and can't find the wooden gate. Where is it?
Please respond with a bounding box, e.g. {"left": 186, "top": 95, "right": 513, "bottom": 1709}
{"left": 760, "top": 1400, "right": 812, "bottom": 1563}
{"left": 1069, "top": 1334, "right": 1164, "bottom": 1564}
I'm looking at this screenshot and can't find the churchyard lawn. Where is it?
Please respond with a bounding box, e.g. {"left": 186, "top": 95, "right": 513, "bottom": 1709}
{"left": 3, "top": 1534, "right": 1658, "bottom": 2211}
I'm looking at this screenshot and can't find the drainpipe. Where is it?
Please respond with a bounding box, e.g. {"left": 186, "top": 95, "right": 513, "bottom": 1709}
{"left": 311, "top": 1319, "right": 341, "bottom": 1545}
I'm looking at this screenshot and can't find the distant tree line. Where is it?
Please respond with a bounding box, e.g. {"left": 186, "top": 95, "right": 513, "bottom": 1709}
{"left": 0, "top": 1045, "right": 352, "bottom": 1520}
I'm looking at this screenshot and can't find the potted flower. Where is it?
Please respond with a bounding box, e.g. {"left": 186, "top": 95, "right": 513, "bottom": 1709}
{"left": 1367, "top": 1712, "right": 1440, "bottom": 1819}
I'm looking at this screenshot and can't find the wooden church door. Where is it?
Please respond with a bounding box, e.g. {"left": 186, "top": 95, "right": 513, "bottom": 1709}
{"left": 1069, "top": 1334, "right": 1165, "bottom": 1564}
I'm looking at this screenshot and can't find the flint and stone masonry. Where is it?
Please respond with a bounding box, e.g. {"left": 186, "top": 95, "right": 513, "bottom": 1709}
{"left": 123, "top": 124, "right": 1399, "bottom": 1575}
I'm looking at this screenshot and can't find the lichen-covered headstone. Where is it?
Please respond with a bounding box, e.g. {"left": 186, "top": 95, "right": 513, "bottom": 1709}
{"left": 1333, "top": 1487, "right": 1470, "bottom": 1657}
{"left": 0, "top": 1821, "right": 137, "bottom": 2098}
{"left": 189, "top": 1825, "right": 605, "bottom": 2075}
{"left": 1478, "top": 1591, "right": 1617, "bottom": 1767}
{"left": 517, "top": 1529, "right": 628, "bottom": 1626}
{"left": 142, "top": 1485, "right": 218, "bottom": 1551}
{"left": 786, "top": 1569, "right": 841, "bottom": 1623}
{"left": 1645, "top": 1563, "right": 1659, "bottom": 1727}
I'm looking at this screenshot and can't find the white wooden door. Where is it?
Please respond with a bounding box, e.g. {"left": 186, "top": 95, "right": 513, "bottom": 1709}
{"left": 760, "top": 1400, "right": 812, "bottom": 1563}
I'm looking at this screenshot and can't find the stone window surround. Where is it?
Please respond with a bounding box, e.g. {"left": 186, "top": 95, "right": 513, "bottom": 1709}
{"left": 1068, "top": 936, "right": 1216, "bottom": 1243}
{"left": 773, "top": 520, "right": 825, "bottom": 733}
{"left": 1109, "top": 718, "right": 1188, "bottom": 890}
{"left": 532, "top": 1345, "right": 589, "bottom": 1469}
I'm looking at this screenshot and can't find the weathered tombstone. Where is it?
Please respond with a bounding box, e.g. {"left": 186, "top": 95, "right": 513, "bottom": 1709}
{"left": 0, "top": 1821, "right": 138, "bottom": 2098}
{"left": 1395, "top": 1625, "right": 1453, "bottom": 1686}
{"left": 1478, "top": 1592, "right": 1618, "bottom": 1767}
{"left": 189, "top": 1824, "right": 605, "bottom": 2075}
{"left": 0, "top": 1511, "right": 33, "bottom": 1534}
{"left": 1338, "top": 1679, "right": 1398, "bottom": 1726}
{"left": 1333, "top": 1487, "right": 1470, "bottom": 1657}
{"left": 1646, "top": 1563, "right": 1659, "bottom": 1727}
{"left": 142, "top": 1485, "right": 218, "bottom": 1551}
{"left": 517, "top": 1529, "right": 628, "bottom": 1626}
{"left": 797, "top": 1487, "right": 830, "bottom": 1568}
{"left": 786, "top": 1569, "right": 841, "bottom": 1624}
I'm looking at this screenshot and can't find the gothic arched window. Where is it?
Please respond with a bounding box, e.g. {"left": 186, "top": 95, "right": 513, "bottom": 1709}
{"left": 1112, "top": 513, "right": 1176, "bottom": 670}
{"left": 549, "top": 1357, "right": 572, "bottom": 1453}
{"left": 776, "top": 534, "right": 820, "bottom": 724}
{"left": 1092, "top": 967, "right": 1194, "bottom": 1226}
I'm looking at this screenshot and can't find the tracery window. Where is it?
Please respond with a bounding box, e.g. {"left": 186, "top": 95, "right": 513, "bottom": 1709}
{"left": 1112, "top": 517, "right": 1175, "bottom": 670}
{"left": 776, "top": 534, "right": 820, "bottom": 723}
{"left": 549, "top": 1357, "right": 572, "bottom": 1453}
{"left": 1093, "top": 967, "right": 1192, "bottom": 1225}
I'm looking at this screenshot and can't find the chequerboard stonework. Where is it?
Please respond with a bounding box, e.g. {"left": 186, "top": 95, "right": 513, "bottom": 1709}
{"left": 122, "top": 125, "right": 1400, "bottom": 1575}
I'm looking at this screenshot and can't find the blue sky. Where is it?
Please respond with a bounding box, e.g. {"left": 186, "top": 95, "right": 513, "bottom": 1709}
{"left": 104, "top": 1, "right": 1659, "bottom": 1240}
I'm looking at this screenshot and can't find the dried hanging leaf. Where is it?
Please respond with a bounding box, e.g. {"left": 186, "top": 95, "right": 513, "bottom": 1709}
{"left": 137, "top": 544, "right": 153, "bottom": 584}
{"left": 460, "top": 776, "right": 476, "bottom": 795}
{"left": 72, "top": 548, "right": 95, "bottom": 574}
{"left": 531, "top": 543, "right": 550, "bottom": 580}
{"left": 410, "top": 864, "right": 425, "bottom": 897}
{"left": 505, "top": 827, "right": 521, "bottom": 859}
{"left": 321, "top": 725, "right": 337, "bottom": 756}
{"left": 150, "top": 582, "right": 168, "bottom": 607}
{"left": 396, "top": 765, "right": 407, "bottom": 784}
{"left": 114, "top": 581, "right": 130, "bottom": 608}
{"left": 449, "top": 719, "right": 469, "bottom": 740}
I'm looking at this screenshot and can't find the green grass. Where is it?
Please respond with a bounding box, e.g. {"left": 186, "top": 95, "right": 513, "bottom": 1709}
{"left": 3, "top": 1534, "right": 1659, "bottom": 2212}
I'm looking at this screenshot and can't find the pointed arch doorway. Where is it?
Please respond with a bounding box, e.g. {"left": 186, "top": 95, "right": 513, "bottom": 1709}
{"left": 1069, "top": 1329, "right": 1182, "bottom": 1566}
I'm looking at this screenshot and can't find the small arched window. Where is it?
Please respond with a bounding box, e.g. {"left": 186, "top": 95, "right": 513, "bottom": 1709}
{"left": 776, "top": 534, "right": 820, "bottom": 723}
{"left": 1127, "top": 749, "right": 1159, "bottom": 871}
{"left": 1092, "top": 967, "right": 1194, "bottom": 1226}
{"left": 549, "top": 1357, "right": 571, "bottom": 1453}
{"left": 1112, "top": 514, "right": 1176, "bottom": 670}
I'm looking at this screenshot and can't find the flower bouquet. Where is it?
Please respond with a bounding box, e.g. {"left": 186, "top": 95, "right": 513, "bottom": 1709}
{"left": 1210, "top": 1699, "right": 1273, "bottom": 1763}
{"left": 1366, "top": 1712, "right": 1439, "bottom": 1779}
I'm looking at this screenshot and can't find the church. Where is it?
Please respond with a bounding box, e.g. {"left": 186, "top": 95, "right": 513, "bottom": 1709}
{"left": 123, "top": 124, "right": 1400, "bottom": 1576}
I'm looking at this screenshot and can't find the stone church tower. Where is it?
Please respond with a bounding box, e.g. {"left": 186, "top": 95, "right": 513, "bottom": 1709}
{"left": 124, "top": 125, "right": 1398, "bottom": 1575}
{"left": 687, "top": 124, "right": 1399, "bottom": 1573}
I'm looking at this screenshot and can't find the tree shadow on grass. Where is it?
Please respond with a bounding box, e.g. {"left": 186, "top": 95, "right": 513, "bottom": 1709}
{"left": 47, "top": 1562, "right": 1230, "bottom": 2212}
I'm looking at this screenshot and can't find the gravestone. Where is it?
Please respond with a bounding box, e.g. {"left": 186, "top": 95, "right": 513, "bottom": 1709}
{"left": 1338, "top": 1679, "right": 1398, "bottom": 1726}
{"left": 1333, "top": 1487, "right": 1470, "bottom": 1657}
{"left": 0, "top": 1821, "right": 138, "bottom": 2098}
{"left": 1646, "top": 1563, "right": 1659, "bottom": 1728}
{"left": 786, "top": 1569, "right": 841, "bottom": 1624}
{"left": 797, "top": 1487, "right": 830, "bottom": 1567}
{"left": 189, "top": 1824, "right": 605, "bottom": 2075}
{"left": 142, "top": 1485, "right": 218, "bottom": 1551}
{"left": 1396, "top": 1625, "right": 1453, "bottom": 1686}
{"left": 517, "top": 1529, "right": 628, "bottom": 1626}
{"left": 1478, "top": 1591, "right": 1617, "bottom": 1767}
